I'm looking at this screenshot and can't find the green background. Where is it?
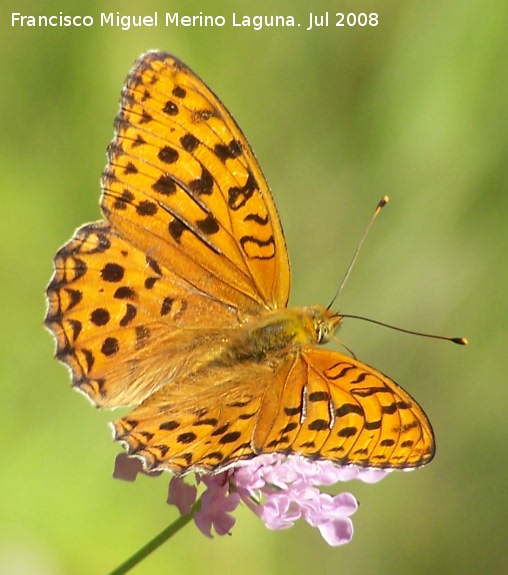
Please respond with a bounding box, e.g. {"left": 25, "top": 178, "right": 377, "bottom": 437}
{"left": 2, "top": 0, "right": 506, "bottom": 573}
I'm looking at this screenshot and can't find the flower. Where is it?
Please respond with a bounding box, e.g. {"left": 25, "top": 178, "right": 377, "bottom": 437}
{"left": 227, "top": 454, "right": 387, "bottom": 546}
{"left": 113, "top": 453, "right": 389, "bottom": 546}
{"left": 193, "top": 476, "right": 241, "bottom": 537}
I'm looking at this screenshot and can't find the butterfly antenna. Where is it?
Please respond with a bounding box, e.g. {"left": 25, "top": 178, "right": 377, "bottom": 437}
{"left": 327, "top": 196, "right": 389, "bottom": 310}
{"left": 340, "top": 314, "right": 468, "bottom": 346}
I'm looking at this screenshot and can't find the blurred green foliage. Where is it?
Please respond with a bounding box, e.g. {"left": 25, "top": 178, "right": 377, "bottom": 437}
{"left": 1, "top": 0, "right": 507, "bottom": 573}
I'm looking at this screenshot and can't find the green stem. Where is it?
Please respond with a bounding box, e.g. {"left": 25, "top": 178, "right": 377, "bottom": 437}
{"left": 107, "top": 497, "right": 202, "bottom": 575}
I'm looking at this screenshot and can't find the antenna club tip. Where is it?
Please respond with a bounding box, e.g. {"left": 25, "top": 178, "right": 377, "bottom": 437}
{"left": 379, "top": 196, "right": 389, "bottom": 208}
{"left": 452, "top": 337, "right": 468, "bottom": 346}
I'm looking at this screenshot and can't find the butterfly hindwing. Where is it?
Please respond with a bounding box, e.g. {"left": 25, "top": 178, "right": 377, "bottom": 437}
{"left": 111, "top": 349, "right": 434, "bottom": 473}
{"left": 298, "top": 349, "right": 435, "bottom": 468}
{"left": 111, "top": 361, "right": 278, "bottom": 473}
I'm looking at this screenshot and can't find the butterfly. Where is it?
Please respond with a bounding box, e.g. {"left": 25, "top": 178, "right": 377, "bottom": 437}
{"left": 45, "top": 51, "right": 434, "bottom": 475}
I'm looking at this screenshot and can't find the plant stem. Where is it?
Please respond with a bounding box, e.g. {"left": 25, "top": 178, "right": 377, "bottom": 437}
{"left": 107, "top": 498, "right": 202, "bottom": 575}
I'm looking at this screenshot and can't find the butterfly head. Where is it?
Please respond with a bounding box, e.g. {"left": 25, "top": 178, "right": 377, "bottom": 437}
{"left": 306, "top": 305, "right": 343, "bottom": 345}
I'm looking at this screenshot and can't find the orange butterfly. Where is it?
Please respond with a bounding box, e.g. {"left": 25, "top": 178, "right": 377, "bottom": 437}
{"left": 45, "top": 51, "right": 434, "bottom": 475}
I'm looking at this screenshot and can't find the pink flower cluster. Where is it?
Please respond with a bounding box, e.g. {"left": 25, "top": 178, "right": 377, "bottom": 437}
{"left": 114, "top": 453, "right": 388, "bottom": 546}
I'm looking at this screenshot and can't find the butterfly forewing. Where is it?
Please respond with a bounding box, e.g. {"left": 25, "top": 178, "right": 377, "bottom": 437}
{"left": 102, "top": 51, "right": 290, "bottom": 312}
{"left": 46, "top": 222, "right": 245, "bottom": 407}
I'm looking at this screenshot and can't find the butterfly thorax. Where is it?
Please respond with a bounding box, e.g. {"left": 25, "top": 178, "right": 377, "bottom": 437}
{"left": 219, "top": 305, "right": 342, "bottom": 365}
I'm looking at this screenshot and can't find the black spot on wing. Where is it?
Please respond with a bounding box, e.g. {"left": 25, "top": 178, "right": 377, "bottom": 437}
{"left": 168, "top": 218, "right": 190, "bottom": 243}
{"left": 101, "top": 337, "right": 119, "bottom": 356}
{"left": 337, "top": 426, "right": 357, "bottom": 438}
{"left": 136, "top": 200, "right": 158, "bottom": 216}
{"left": 114, "top": 286, "right": 136, "bottom": 300}
{"left": 113, "top": 190, "right": 135, "bottom": 210}
{"left": 228, "top": 171, "right": 258, "bottom": 210}
{"left": 244, "top": 213, "right": 269, "bottom": 225}
{"left": 219, "top": 431, "right": 242, "bottom": 445}
{"left": 146, "top": 257, "right": 162, "bottom": 276}
{"left": 177, "top": 432, "right": 197, "bottom": 444}
{"left": 308, "top": 419, "right": 329, "bottom": 431}
{"left": 68, "top": 319, "right": 82, "bottom": 341}
{"left": 172, "top": 85, "right": 186, "bottom": 98}
{"left": 158, "top": 146, "right": 179, "bottom": 164}
{"left": 214, "top": 139, "right": 242, "bottom": 162}
{"left": 308, "top": 391, "right": 330, "bottom": 402}
{"left": 153, "top": 174, "right": 177, "bottom": 195}
{"left": 159, "top": 420, "right": 180, "bottom": 431}
{"left": 335, "top": 403, "right": 364, "bottom": 417}
{"left": 139, "top": 110, "right": 152, "bottom": 124}
{"left": 188, "top": 166, "right": 214, "bottom": 196}
{"left": 196, "top": 214, "right": 219, "bottom": 235}
{"left": 160, "top": 297, "right": 174, "bottom": 316}
{"left": 119, "top": 303, "right": 137, "bottom": 327}
{"left": 163, "top": 100, "right": 178, "bottom": 116}
{"left": 101, "top": 263, "right": 124, "bottom": 282}
{"left": 124, "top": 162, "right": 138, "bottom": 175}
{"left": 239, "top": 234, "right": 275, "bottom": 260}
{"left": 65, "top": 288, "right": 83, "bottom": 309}
{"left": 180, "top": 133, "right": 199, "bottom": 152}
{"left": 90, "top": 308, "right": 110, "bottom": 326}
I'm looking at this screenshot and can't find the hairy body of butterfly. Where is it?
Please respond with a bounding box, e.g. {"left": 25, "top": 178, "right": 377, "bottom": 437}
{"left": 46, "top": 51, "right": 435, "bottom": 475}
{"left": 213, "top": 305, "right": 339, "bottom": 364}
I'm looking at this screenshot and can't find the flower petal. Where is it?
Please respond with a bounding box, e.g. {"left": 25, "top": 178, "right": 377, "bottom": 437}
{"left": 166, "top": 477, "right": 197, "bottom": 515}
{"left": 317, "top": 517, "right": 354, "bottom": 546}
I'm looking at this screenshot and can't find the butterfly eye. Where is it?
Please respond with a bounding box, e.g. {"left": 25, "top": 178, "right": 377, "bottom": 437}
{"left": 317, "top": 323, "right": 330, "bottom": 344}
